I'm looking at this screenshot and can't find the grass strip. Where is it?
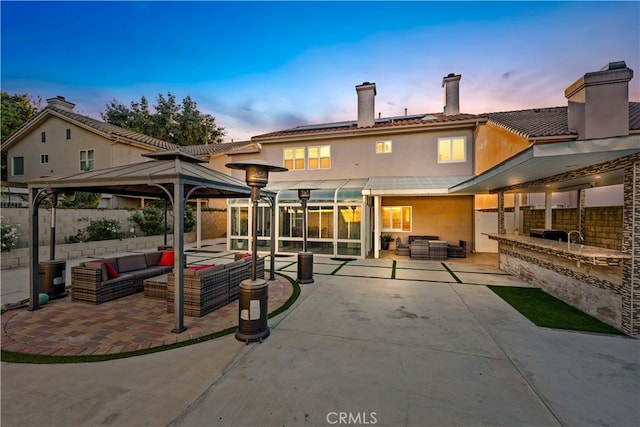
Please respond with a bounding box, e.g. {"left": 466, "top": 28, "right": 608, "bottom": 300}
{"left": 441, "top": 263, "right": 462, "bottom": 283}
{"left": 488, "top": 286, "right": 625, "bottom": 335}
{"left": 391, "top": 260, "right": 396, "bottom": 279}
{"left": 330, "top": 260, "right": 350, "bottom": 275}
{"left": 1, "top": 274, "right": 301, "bottom": 364}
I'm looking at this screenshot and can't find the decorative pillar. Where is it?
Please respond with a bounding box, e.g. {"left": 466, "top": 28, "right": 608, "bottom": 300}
{"left": 513, "top": 193, "right": 521, "bottom": 234}
{"left": 621, "top": 161, "right": 639, "bottom": 336}
{"left": 577, "top": 189, "right": 586, "bottom": 239}
{"left": 497, "top": 191, "right": 506, "bottom": 234}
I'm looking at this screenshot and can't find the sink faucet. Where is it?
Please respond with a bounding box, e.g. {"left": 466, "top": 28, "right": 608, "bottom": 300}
{"left": 567, "top": 230, "right": 584, "bottom": 251}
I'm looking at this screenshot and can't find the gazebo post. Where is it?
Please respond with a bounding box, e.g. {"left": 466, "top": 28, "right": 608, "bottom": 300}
{"left": 28, "top": 187, "right": 42, "bottom": 311}
{"left": 172, "top": 179, "right": 186, "bottom": 333}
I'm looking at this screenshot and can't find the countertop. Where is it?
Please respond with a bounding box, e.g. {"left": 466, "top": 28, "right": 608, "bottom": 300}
{"left": 484, "top": 233, "right": 630, "bottom": 266}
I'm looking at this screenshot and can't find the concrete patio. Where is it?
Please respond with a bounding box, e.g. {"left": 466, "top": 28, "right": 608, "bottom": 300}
{"left": 1, "top": 242, "right": 638, "bottom": 426}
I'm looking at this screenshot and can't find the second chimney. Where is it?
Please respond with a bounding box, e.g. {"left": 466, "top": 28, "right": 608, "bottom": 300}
{"left": 442, "top": 73, "right": 461, "bottom": 115}
{"left": 356, "top": 82, "right": 376, "bottom": 128}
{"left": 46, "top": 96, "right": 75, "bottom": 112}
{"left": 564, "top": 61, "right": 633, "bottom": 139}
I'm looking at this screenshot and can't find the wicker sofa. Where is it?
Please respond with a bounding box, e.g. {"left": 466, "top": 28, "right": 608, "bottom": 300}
{"left": 71, "top": 251, "right": 174, "bottom": 304}
{"left": 409, "top": 236, "right": 452, "bottom": 260}
{"left": 167, "top": 256, "right": 265, "bottom": 317}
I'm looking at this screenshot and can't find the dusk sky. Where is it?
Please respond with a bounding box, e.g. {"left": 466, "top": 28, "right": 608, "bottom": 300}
{"left": 2, "top": 1, "right": 639, "bottom": 142}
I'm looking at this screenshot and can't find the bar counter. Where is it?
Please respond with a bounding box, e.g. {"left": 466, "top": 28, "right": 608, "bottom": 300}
{"left": 484, "top": 233, "right": 629, "bottom": 267}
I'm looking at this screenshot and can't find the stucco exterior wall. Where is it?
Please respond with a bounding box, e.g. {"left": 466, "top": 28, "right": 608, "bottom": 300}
{"left": 474, "top": 123, "right": 530, "bottom": 174}
{"left": 229, "top": 128, "right": 476, "bottom": 183}
{"left": 382, "top": 195, "right": 473, "bottom": 246}
{"left": 5, "top": 116, "right": 153, "bottom": 184}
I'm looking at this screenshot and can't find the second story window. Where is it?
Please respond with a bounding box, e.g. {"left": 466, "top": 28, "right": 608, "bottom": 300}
{"left": 41, "top": 132, "right": 46, "bottom": 143}
{"left": 12, "top": 157, "right": 24, "bottom": 176}
{"left": 438, "top": 137, "right": 466, "bottom": 163}
{"left": 308, "top": 145, "right": 331, "bottom": 169}
{"left": 40, "top": 154, "right": 49, "bottom": 164}
{"left": 284, "top": 147, "right": 305, "bottom": 170}
{"left": 66, "top": 129, "right": 71, "bottom": 140}
{"left": 80, "top": 149, "right": 94, "bottom": 172}
{"left": 376, "top": 140, "right": 392, "bottom": 154}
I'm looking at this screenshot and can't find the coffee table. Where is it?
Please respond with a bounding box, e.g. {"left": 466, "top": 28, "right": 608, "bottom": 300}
{"left": 143, "top": 274, "right": 169, "bottom": 300}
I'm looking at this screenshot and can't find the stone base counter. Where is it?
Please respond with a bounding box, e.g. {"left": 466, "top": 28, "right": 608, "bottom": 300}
{"left": 485, "top": 233, "right": 634, "bottom": 335}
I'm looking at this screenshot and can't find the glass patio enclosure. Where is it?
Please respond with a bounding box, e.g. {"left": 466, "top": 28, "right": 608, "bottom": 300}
{"left": 228, "top": 179, "right": 368, "bottom": 258}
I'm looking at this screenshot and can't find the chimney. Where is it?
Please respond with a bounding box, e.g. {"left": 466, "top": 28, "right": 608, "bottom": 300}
{"left": 442, "top": 73, "right": 461, "bottom": 115}
{"left": 46, "top": 96, "right": 75, "bottom": 112}
{"left": 564, "top": 61, "right": 633, "bottom": 139}
{"left": 356, "top": 82, "right": 376, "bottom": 128}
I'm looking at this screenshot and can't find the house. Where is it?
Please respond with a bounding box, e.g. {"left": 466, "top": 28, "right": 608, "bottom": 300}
{"left": 0, "top": 96, "right": 253, "bottom": 208}
{"left": 450, "top": 61, "right": 639, "bottom": 335}
{"left": 221, "top": 75, "right": 487, "bottom": 258}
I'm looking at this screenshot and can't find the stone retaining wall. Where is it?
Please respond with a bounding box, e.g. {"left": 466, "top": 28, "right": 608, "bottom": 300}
{"left": 0, "top": 208, "right": 226, "bottom": 249}
{"left": 1, "top": 233, "right": 196, "bottom": 270}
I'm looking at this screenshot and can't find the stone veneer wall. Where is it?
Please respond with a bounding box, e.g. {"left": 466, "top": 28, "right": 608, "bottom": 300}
{"left": 621, "top": 161, "right": 639, "bottom": 336}
{"left": 521, "top": 206, "right": 623, "bottom": 250}
{"left": 498, "top": 246, "right": 624, "bottom": 331}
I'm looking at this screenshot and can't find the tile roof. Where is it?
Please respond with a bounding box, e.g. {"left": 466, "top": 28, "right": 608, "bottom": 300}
{"left": 485, "top": 102, "right": 640, "bottom": 139}
{"left": 252, "top": 112, "right": 484, "bottom": 140}
{"left": 182, "top": 140, "right": 255, "bottom": 156}
{"left": 49, "top": 107, "right": 178, "bottom": 150}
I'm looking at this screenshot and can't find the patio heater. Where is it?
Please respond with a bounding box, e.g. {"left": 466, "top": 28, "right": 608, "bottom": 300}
{"left": 39, "top": 190, "right": 68, "bottom": 300}
{"left": 226, "top": 160, "right": 287, "bottom": 343}
{"left": 297, "top": 189, "right": 314, "bottom": 284}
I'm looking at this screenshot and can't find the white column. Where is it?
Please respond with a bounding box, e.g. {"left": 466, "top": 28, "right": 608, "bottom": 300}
{"left": 374, "top": 195, "right": 381, "bottom": 258}
{"left": 545, "top": 191, "right": 553, "bottom": 229}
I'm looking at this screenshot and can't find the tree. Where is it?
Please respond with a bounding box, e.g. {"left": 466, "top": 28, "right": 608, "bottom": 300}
{"left": 1, "top": 92, "right": 41, "bottom": 181}
{"left": 101, "top": 93, "right": 225, "bottom": 146}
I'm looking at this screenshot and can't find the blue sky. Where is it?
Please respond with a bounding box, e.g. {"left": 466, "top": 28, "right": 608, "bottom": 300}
{"left": 2, "top": 1, "right": 639, "bottom": 141}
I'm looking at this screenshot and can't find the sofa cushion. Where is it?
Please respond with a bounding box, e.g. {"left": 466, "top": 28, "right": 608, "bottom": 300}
{"left": 117, "top": 254, "right": 148, "bottom": 273}
{"left": 158, "top": 250, "right": 174, "bottom": 266}
{"left": 187, "top": 264, "right": 215, "bottom": 271}
{"left": 195, "top": 264, "right": 225, "bottom": 277}
{"left": 131, "top": 266, "right": 167, "bottom": 281}
{"left": 102, "top": 273, "right": 134, "bottom": 286}
{"left": 144, "top": 251, "right": 163, "bottom": 267}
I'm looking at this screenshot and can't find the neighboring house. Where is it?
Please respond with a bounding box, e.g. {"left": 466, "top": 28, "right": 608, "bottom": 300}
{"left": 0, "top": 96, "right": 252, "bottom": 208}
{"left": 223, "top": 76, "right": 487, "bottom": 258}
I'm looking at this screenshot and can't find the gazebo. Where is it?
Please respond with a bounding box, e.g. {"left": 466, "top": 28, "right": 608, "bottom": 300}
{"left": 27, "top": 150, "right": 252, "bottom": 333}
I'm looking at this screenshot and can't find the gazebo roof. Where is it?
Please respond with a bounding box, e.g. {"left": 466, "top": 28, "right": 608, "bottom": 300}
{"left": 28, "top": 149, "right": 252, "bottom": 199}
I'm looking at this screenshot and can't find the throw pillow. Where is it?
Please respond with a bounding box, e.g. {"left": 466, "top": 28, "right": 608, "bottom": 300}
{"left": 95, "top": 261, "right": 120, "bottom": 279}
{"left": 158, "top": 250, "right": 175, "bottom": 266}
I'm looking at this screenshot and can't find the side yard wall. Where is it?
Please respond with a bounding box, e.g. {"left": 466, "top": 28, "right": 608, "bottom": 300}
{"left": 1, "top": 208, "right": 227, "bottom": 249}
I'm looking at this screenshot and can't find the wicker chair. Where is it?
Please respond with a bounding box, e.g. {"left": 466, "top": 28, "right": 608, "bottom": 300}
{"left": 395, "top": 237, "right": 411, "bottom": 256}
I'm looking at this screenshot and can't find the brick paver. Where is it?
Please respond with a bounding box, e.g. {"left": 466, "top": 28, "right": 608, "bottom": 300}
{"left": 1, "top": 277, "right": 293, "bottom": 357}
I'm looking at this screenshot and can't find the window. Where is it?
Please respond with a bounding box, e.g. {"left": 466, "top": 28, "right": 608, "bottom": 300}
{"left": 66, "top": 129, "right": 71, "bottom": 140}
{"left": 382, "top": 206, "right": 412, "bottom": 232}
{"left": 284, "top": 147, "right": 305, "bottom": 170}
{"left": 40, "top": 154, "right": 49, "bottom": 164}
{"left": 80, "top": 149, "right": 94, "bottom": 171}
{"left": 41, "top": 132, "right": 46, "bottom": 142}
{"left": 376, "top": 140, "right": 392, "bottom": 154}
{"left": 308, "top": 145, "right": 331, "bottom": 169}
{"left": 438, "top": 137, "right": 466, "bottom": 163}
{"left": 12, "top": 157, "right": 24, "bottom": 176}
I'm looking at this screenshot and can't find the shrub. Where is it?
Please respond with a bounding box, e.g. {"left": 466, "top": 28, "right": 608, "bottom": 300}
{"left": 64, "top": 229, "right": 86, "bottom": 243}
{"left": 85, "top": 218, "right": 123, "bottom": 241}
{"left": 130, "top": 207, "right": 164, "bottom": 236}
{"left": 184, "top": 204, "right": 195, "bottom": 233}
{"left": 0, "top": 217, "right": 20, "bottom": 252}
